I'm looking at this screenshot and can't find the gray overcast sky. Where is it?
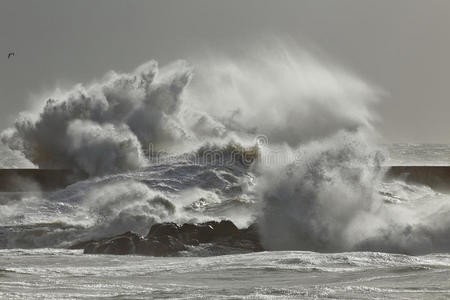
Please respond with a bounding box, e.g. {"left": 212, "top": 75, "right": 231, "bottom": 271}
{"left": 1, "top": 0, "right": 449, "bottom": 143}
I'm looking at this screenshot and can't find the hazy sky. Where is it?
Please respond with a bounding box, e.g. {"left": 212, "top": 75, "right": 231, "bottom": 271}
{"left": 1, "top": 0, "right": 449, "bottom": 143}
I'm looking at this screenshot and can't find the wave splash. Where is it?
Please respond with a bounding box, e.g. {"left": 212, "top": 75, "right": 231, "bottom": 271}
{"left": 257, "top": 132, "right": 385, "bottom": 252}
{"left": 1, "top": 60, "right": 193, "bottom": 175}
{"left": 1, "top": 43, "right": 450, "bottom": 255}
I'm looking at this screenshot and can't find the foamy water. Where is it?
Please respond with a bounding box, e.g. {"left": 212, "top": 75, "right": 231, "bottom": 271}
{"left": 1, "top": 249, "right": 449, "bottom": 299}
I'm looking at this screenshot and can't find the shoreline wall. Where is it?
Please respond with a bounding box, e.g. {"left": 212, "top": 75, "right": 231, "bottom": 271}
{"left": 385, "top": 166, "right": 450, "bottom": 190}
{"left": 1, "top": 166, "right": 450, "bottom": 192}
{"left": 0, "top": 169, "right": 87, "bottom": 192}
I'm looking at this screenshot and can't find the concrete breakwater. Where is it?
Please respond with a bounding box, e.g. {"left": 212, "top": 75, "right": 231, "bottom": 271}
{"left": 0, "top": 169, "right": 87, "bottom": 191}
{"left": 385, "top": 166, "right": 450, "bottom": 190}
{"left": 1, "top": 166, "right": 450, "bottom": 192}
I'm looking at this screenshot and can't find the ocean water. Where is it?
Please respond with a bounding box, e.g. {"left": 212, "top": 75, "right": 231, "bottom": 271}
{"left": 387, "top": 143, "right": 450, "bottom": 166}
{"left": 1, "top": 48, "right": 450, "bottom": 299}
{"left": 1, "top": 249, "right": 449, "bottom": 299}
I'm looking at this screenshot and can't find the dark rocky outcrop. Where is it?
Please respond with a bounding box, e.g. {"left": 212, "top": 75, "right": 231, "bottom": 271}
{"left": 71, "top": 220, "right": 263, "bottom": 256}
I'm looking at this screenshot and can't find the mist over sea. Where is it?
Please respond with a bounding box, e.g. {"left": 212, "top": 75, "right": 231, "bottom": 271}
{"left": 1, "top": 45, "right": 450, "bottom": 299}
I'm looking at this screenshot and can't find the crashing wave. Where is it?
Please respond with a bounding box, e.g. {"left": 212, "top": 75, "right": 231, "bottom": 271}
{"left": 1, "top": 42, "right": 450, "bottom": 255}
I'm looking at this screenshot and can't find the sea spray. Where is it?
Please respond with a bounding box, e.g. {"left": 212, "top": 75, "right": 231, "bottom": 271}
{"left": 257, "top": 132, "right": 386, "bottom": 252}
{"left": 188, "top": 45, "right": 378, "bottom": 147}
{"left": 80, "top": 180, "right": 176, "bottom": 239}
{"left": 1, "top": 44, "right": 378, "bottom": 174}
{"left": 1, "top": 61, "right": 193, "bottom": 175}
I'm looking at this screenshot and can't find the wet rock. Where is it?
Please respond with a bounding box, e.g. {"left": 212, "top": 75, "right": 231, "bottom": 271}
{"left": 207, "top": 220, "right": 239, "bottom": 237}
{"left": 83, "top": 232, "right": 141, "bottom": 255}
{"left": 180, "top": 223, "right": 215, "bottom": 243}
{"left": 102, "top": 236, "right": 135, "bottom": 255}
{"left": 69, "top": 239, "right": 95, "bottom": 250}
{"left": 147, "top": 222, "right": 180, "bottom": 239}
{"left": 137, "top": 235, "right": 186, "bottom": 256}
{"left": 240, "top": 223, "right": 260, "bottom": 242}
{"left": 83, "top": 241, "right": 100, "bottom": 254}
{"left": 73, "top": 220, "right": 263, "bottom": 257}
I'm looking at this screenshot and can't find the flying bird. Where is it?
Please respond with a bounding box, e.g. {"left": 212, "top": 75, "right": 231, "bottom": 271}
{"left": 8, "top": 52, "right": 14, "bottom": 59}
